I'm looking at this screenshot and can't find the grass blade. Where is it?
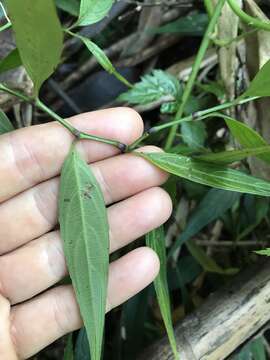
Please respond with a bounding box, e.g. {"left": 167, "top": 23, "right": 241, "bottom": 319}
{"left": 146, "top": 227, "right": 179, "bottom": 360}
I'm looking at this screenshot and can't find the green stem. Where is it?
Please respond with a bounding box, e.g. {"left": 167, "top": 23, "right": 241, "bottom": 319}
{"left": 0, "top": 83, "right": 127, "bottom": 151}
{"left": 128, "top": 96, "right": 258, "bottom": 150}
{"left": 227, "top": 0, "right": 270, "bottom": 31}
{"left": 164, "top": 0, "right": 226, "bottom": 151}
{"left": 211, "top": 29, "right": 257, "bottom": 47}
{"left": 152, "top": 96, "right": 258, "bottom": 132}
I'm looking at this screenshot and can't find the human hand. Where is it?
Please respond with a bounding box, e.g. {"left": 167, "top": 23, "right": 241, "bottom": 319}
{"left": 0, "top": 108, "right": 172, "bottom": 359}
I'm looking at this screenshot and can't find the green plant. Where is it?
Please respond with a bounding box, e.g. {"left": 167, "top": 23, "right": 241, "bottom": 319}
{"left": 1, "top": 0, "right": 270, "bottom": 359}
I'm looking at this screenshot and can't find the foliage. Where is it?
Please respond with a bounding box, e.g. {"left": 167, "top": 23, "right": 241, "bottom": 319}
{"left": 5, "top": 0, "right": 63, "bottom": 96}
{"left": 59, "top": 148, "right": 109, "bottom": 360}
{"left": 1, "top": 0, "right": 270, "bottom": 359}
{"left": 118, "top": 70, "right": 181, "bottom": 106}
{"left": 146, "top": 227, "right": 178, "bottom": 360}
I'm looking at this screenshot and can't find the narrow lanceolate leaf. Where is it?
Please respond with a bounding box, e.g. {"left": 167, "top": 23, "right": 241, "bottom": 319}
{"left": 0, "top": 109, "right": 14, "bottom": 134}
{"left": 146, "top": 227, "right": 179, "bottom": 360}
{"left": 59, "top": 148, "right": 109, "bottom": 360}
{"left": 222, "top": 115, "right": 270, "bottom": 164}
{"left": 72, "top": 33, "right": 132, "bottom": 88}
{"left": 77, "top": 0, "right": 113, "bottom": 26}
{"left": 138, "top": 152, "right": 270, "bottom": 197}
{"left": 5, "top": 0, "right": 63, "bottom": 96}
{"left": 205, "top": 113, "right": 270, "bottom": 163}
{"left": 241, "top": 59, "right": 270, "bottom": 98}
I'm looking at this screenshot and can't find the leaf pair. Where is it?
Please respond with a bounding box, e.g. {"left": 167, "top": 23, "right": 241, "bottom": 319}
{"left": 59, "top": 148, "right": 109, "bottom": 360}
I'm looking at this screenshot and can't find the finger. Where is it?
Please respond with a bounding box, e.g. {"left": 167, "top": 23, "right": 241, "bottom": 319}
{"left": 10, "top": 247, "right": 159, "bottom": 359}
{"left": 0, "top": 147, "right": 168, "bottom": 255}
{"left": 0, "top": 295, "right": 17, "bottom": 360}
{"left": 0, "top": 107, "right": 143, "bottom": 203}
{"left": 0, "top": 187, "right": 172, "bottom": 304}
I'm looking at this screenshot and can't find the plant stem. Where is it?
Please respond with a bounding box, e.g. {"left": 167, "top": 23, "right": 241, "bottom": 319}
{"left": 164, "top": 0, "right": 226, "bottom": 151}
{"left": 128, "top": 96, "right": 258, "bottom": 150}
{"left": 0, "top": 83, "right": 127, "bottom": 151}
{"left": 227, "top": 0, "right": 270, "bottom": 32}
{"left": 152, "top": 96, "right": 258, "bottom": 132}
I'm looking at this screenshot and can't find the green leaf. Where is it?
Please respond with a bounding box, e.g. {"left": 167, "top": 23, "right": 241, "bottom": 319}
{"left": 5, "top": 0, "right": 63, "bottom": 96}
{"left": 223, "top": 115, "right": 270, "bottom": 164}
{"left": 0, "top": 109, "right": 14, "bottom": 134}
{"left": 138, "top": 152, "right": 270, "bottom": 197}
{"left": 149, "top": 12, "right": 208, "bottom": 36}
{"left": 203, "top": 113, "right": 270, "bottom": 163}
{"left": 255, "top": 248, "right": 270, "bottom": 256}
{"left": 242, "top": 59, "right": 270, "bottom": 98}
{"left": 0, "top": 48, "right": 21, "bottom": 74}
{"left": 118, "top": 70, "right": 181, "bottom": 105}
{"left": 77, "top": 0, "right": 113, "bottom": 26}
{"left": 146, "top": 227, "right": 179, "bottom": 360}
{"left": 72, "top": 33, "right": 132, "bottom": 88}
{"left": 186, "top": 239, "right": 238, "bottom": 275}
{"left": 64, "top": 334, "right": 74, "bottom": 360}
{"left": 168, "top": 189, "right": 239, "bottom": 257}
{"left": 195, "top": 146, "right": 270, "bottom": 164}
{"left": 59, "top": 148, "right": 109, "bottom": 360}
{"left": 55, "top": 0, "right": 79, "bottom": 16}
{"left": 237, "top": 196, "right": 269, "bottom": 241}
{"left": 181, "top": 121, "right": 207, "bottom": 149}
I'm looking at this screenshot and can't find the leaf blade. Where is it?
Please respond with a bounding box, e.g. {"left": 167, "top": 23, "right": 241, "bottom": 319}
{"left": 77, "top": 0, "right": 113, "bottom": 26}
{"left": 138, "top": 152, "right": 270, "bottom": 197}
{"left": 146, "top": 227, "right": 179, "bottom": 360}
{"left": 118, "top": 70, "right": 181, "bottom": 105}
{"left": 72, "top": 33, "right": 132, "bottom": 88}
{"left": 59, "top": 148, "right": 109, "bottom": 360}
{"left": 5, "top": 0, "right": 63, "bottom": 96}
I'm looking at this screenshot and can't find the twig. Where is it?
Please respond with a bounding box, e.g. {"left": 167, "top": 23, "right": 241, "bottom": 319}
{"left": 0, "top": 83, "right": 127, "bottom": 151}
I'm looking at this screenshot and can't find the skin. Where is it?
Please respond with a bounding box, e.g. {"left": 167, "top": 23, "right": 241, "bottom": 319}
{"left": 0, "top": 107, "right": 172, "bottom": 359}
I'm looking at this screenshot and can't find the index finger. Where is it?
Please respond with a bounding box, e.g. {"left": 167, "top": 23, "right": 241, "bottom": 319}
{"left": 0, "top": 107, "right": 143, "bottom": 203}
